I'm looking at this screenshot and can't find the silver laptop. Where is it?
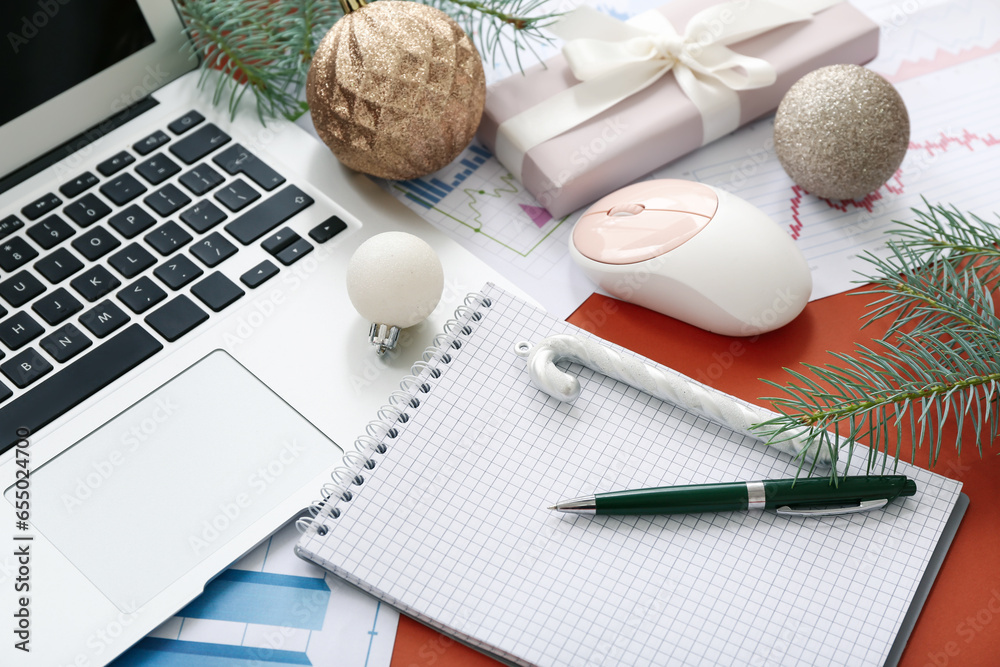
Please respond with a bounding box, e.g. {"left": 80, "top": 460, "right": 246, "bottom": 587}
{"left": 0, "top": 1, "right": 518, "bottom": 664}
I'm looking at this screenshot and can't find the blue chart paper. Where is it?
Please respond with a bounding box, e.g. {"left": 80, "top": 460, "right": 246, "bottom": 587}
{"left": 113, "top": 522, "right": 397, "bottom": 667}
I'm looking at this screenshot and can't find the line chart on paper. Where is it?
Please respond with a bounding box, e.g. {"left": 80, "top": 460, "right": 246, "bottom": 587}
{"left": 379, "top": 140, "right": 589, "bottom": 318}
{"left": 649, "top": 0, "right": 1000, "bottom": 300}
{"left": 374, "top": 0, "right": 1000, "bottom": 310}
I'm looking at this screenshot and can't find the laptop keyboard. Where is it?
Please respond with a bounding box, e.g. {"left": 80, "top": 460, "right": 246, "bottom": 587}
{"left": 0, "top": 110, "right": 349, "bottom": 452}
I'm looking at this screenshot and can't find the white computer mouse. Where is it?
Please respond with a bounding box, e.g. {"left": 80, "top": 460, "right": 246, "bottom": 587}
{"left": 569, "top": 179, "right": 812, "bottom": 336}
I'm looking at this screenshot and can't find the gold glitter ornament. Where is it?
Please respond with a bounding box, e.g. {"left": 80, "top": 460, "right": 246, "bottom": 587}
{"left": 306, "top": 0, "right": 486, "bottom": 181}
{"left": 774, "top": 65, "right": 909, "bottom": 201}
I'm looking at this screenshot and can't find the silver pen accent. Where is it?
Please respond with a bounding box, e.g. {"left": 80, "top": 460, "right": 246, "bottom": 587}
{"left": 549, "top": 496, "right": 597, "bottom": 515}
{"left": 745, "top": 481, "right": 766, "bottom": 510}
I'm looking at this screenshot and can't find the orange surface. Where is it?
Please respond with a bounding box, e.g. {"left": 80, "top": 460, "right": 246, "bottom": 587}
{"left": 391, "top": 289, "right": 1000, "bottom": 667}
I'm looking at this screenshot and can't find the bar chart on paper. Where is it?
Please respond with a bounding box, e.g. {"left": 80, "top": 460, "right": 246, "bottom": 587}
{"left": 382, "top": 142, "right": 591, "bottom": 318}
{"left": 112, "top": 522, "right": 398, "bottom": 667}
{"left": 651, "top": 0, "right": 1000, "bottom": 300}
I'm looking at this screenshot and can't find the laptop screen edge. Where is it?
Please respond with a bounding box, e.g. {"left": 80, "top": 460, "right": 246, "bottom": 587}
{"left": 0, "top": 0, "right": 196, "bottom": 180}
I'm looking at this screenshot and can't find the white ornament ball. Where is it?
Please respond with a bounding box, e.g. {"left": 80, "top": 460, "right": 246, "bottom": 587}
{"left": 346, "top": 232, "right": 444, "bottom": 328}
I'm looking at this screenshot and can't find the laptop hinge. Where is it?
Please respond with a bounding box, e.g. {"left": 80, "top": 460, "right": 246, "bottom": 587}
{"left": 0, "top": 95, "right": 160, "bottom": 196}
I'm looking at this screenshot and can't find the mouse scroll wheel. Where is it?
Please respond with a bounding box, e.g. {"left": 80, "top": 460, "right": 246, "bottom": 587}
{"left": 608, "top": 203, "right": 645, "bottom": 217}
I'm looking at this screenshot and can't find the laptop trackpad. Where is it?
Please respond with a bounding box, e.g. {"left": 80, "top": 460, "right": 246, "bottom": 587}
{"left": 12, "top": 350, "right": 339, "bottom": 611}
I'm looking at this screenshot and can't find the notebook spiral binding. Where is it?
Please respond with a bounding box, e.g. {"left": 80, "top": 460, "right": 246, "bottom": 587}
{"left": 296, "top": 291, "right": 495, "bottom": 536}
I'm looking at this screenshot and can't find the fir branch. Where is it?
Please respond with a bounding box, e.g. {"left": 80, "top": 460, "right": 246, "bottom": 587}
{"left": 176, "top": 0, "right": 561, "bottom": 123}
{"left": 755, "top": 204, "right": 1000, "bottom": 479}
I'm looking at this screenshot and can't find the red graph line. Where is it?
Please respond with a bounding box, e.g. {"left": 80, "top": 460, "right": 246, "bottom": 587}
{"left": 787, "top": 129, "right": 1000, "bottom": 240}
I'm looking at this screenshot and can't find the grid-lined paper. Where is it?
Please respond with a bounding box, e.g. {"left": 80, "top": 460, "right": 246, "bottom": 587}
{"left": 297, "top": 284, "right": 963, "bottom": 667}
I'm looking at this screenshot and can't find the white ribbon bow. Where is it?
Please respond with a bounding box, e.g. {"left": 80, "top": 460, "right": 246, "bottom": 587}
{"left": 494, "top": 0, "right": 840, "bottom": 182}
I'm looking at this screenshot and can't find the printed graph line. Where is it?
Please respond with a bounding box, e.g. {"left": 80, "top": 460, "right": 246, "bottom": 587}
{"left": 392, "top": 183, "right": 570, "bottom": 258}
{"left": 883, "top": 41, "right": 1000, "bottom": 83}
{"left": 787, "top": 128, "right": 1000, "bottom": 240}
{"left": 363, "top": 601, "right": 382, "bottom": 667}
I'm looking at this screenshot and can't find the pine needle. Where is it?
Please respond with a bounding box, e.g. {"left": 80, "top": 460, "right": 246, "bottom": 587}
{"left": 755, "top": 203, "right": 1000, "bottom": 480}
{"left": 177, "top": 0, "right": 560, "bottom": 123}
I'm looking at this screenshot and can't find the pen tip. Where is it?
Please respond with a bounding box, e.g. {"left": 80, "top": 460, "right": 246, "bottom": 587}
{"left": 547, "top": 505, "right": 557, "bottom": 510}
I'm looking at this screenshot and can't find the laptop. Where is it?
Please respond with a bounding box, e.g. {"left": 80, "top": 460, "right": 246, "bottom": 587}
{"left": 0, "top": 1, "right": 520, "bottom": 664}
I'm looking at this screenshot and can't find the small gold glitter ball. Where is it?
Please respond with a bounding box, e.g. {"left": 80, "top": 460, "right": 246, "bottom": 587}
{"left": 306, "top": 0, "right": 486, "bottom": 181}
{"left": 774, "top": 64, "right": 909, "bottom": 200}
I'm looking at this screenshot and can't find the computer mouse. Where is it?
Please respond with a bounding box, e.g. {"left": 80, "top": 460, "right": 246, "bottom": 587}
{"left": 569, "top": 179, "right": 812, "bottom": 336}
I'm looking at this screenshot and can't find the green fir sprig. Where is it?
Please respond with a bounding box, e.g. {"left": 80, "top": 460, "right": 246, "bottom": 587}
{"left": 757, "top": 203, "right": 1000, "bottom": 479}
{"left": 176, "top": 0, "right": 560, "bottom": 123}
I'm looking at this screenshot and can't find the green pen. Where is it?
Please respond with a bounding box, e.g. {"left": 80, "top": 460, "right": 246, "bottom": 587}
{"left": 549, "top": 475, "right": 917, "bottom": 517}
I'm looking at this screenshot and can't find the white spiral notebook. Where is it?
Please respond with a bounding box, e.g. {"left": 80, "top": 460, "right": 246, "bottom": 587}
{"left": 295, "top": 283, "right": 965, "bottom": 667}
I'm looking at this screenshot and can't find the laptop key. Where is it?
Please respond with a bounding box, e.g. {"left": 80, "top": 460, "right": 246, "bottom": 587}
{"left": 0, "top": 381, "right": 9, "bottom": 404}
{"left": 99, "top": 173, "right": 147, "bottom": 206}
{"left": 1, "top": 348, "right": 52, "bottom": 388}
{"left": 144, "top": 184, "right": 191, "bottom": 217}
{"left": 22, "top": 193, "right": 62, "bottom": 221}
{"left": 0, "top": 311, "right": 44, "bottom": 350}
{"left": 71, "top": 265, "right": 120, "bottom": 302}
{"left": 214, "top": 178, "right": 260, "bottom": 212}
{"left": 168, "top": 110, "right": 205, "bottom": 135}
{"left": 309, "top": 216, "right": 347, "bottom": 244}
{"left": 27, "top": 214, "right": 75, "bottom": 249}
{"left": 40, "top": 323, "right": 92, "bottom": 363}
{"left": 145, "top": 221, "right": 193, "bottom": 256}
{"left": 134, "top": 130, "right": 170, "bottom": 156}
{"left": 180, "top": 199, "right": 227, "bottom": 233}
{"left": 169, "top": 123, "right": 231, "bottom": 164}
{"left": 0, "top": 272, "right": 46, "bottom": 308}
{"left": 0, "top": 324, "right": 163, "bottom": 453}
{"left": 32, "top": 288, "right": 83, "bottom": 325}
{"left": 275, "top": 238, "right": 314, "bottom": 266}
{"left": 135, "top": 153, "right": 181, "bottom": 185}
{"left": 191, "top": 272, "right": 244, "bottom": 312}
{"left": 225, "top": 185, "right": 314, "bottom": 244}
{"left": 240, "top": 260, "right": 279, "bottom": 288}
{"left": 213, "top": 144, "right": 286, "bottom": 191}
{"left": 0, "top": 237, "right": 39, "bottom": 271}
{"left": 79, "top": 300, "right": 129, "bottom": 338}
{"left": 35, "top": 247, "right": 84, "bottom": 284}
{"left": 190, "top": 232, "right": 237, "bottom": 268}
{"left": 261, "top": 227, "right": 298, "bottom": 255}
{"left": 153, "top": 254, "right": 202, "bottom": 290}
{"left": 0, "top": 215, "right": 24, "bottom": 242}
{"left": 118, "top": 276, "right": 167, "bottom": 314}
{"left": 97, "top": 150, "right": 136, "bottom": 177}
{"left": 145, "top": 295, "right": 208, "bottom": 342}
{"left": 179, "top": 164, "right": 224, "bottom": 196}
{"left": 72, "top": 226, "right": 121, "bottom": 261}
{"left": 64, "top": 193, "right": 111, "bottom": 227}
{"left": 108, "top": 243, "right": 156, "bottom": 278}
{"left": 59, "top": 172, "right": 99, "bottom": 198}
{"left": 109, "top": 204, "right": 156, "bottom": 239}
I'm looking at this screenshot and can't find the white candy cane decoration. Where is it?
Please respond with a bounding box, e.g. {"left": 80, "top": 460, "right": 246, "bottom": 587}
{"left": 514, "top": 334, "right": 829, "bottom": 464}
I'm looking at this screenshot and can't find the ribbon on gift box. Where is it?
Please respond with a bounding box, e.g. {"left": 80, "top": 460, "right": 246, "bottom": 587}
{"left": 494, "top": 0, "right": 842, "bottom": 183}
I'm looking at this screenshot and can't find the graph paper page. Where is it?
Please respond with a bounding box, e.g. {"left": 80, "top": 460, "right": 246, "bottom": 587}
{"left": 297, "top": 284, "right": 963, "bottom": 667}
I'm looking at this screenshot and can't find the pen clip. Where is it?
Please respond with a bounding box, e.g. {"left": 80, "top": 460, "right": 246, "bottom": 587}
{"left": 775, "top": 498, "right": 888, "bottom": 517}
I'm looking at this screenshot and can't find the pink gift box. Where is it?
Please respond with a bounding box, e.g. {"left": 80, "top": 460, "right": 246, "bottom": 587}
{"left": 477, "top": 1, "right": 879, "bottom": 218}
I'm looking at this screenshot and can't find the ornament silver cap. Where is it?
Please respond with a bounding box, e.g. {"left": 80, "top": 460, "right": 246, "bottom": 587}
{"left": 369, "top": 323, "right": 400, "bottom": 356}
